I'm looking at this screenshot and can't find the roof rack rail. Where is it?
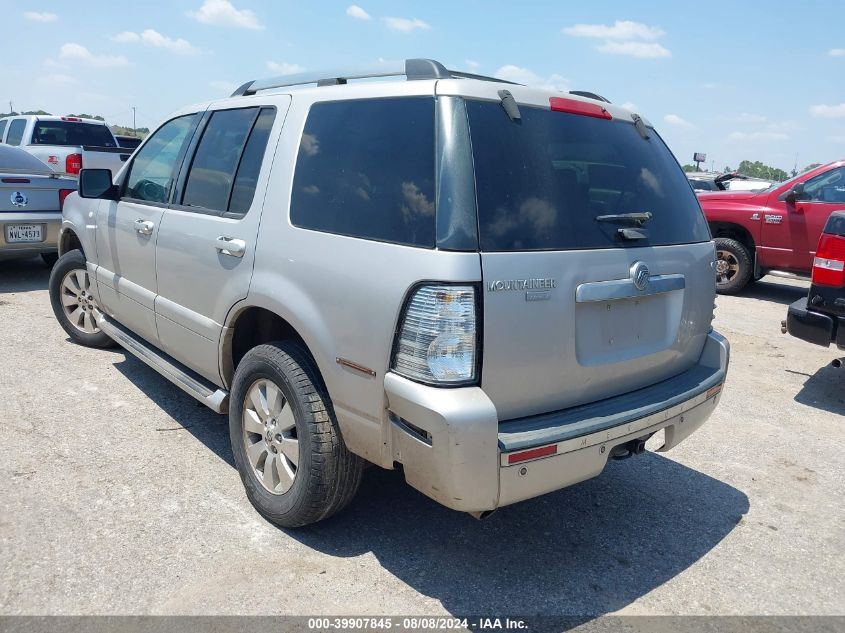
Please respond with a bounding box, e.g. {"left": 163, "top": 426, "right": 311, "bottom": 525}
{"left": 569, "top": 90, "right": 611, "bottom": 104}
{"left": 230, "top": 58, "right": 517, "bottom": 97}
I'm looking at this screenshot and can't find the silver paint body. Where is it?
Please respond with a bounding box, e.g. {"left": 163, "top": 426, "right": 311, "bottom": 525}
{"left": 0, "top": 145, "right": 76, "bottom": 259}
{"left": 58, "top": 78, "right": 729, "bottom": 512}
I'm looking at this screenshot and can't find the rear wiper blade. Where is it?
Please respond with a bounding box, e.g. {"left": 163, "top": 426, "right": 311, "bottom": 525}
{"left": 595, "top": 211, "right": 653, "bottom": 226}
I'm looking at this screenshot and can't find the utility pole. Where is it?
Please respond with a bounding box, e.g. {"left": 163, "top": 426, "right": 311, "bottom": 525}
{"left": 8, "top": 100, "right": 12, "bottom": 115}
{"left": 132, "top": 106, "right": 137, "bottom": 136}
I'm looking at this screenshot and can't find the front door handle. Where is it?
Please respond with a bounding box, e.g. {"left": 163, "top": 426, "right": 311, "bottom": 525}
{"left": 134, "top": 219, "right": 154, "bottom": 236}
{"left": 215, "top": 236, "right": 246, "bottom": 258}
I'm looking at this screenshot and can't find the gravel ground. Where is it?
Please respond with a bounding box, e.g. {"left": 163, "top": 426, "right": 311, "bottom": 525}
{"left": 0, "top": 257, "right": 842, "bottom": 617}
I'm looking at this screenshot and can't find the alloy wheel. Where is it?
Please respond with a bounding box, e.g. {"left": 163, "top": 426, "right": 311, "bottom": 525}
{"left": 59, "top": 269, "right": 101, "bottom": 334}
{"left": 715, "top": 249, "right": 740, "bottom": 287}
{"left": 242, "top": 379, "right": 300, "bottom": 494}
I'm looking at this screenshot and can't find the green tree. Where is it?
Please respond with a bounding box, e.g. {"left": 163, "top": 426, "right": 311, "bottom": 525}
{"left": 681, "top": 164, "right": 698, "bottom": 173}
{"left": 66, "top": 113, "right": 105, "bottom": 121}
{"left": 801, "top": 163, "right": 822, "bottom": 173}
{"left": 737, "top": 160, "right": 788, "bottom": 182}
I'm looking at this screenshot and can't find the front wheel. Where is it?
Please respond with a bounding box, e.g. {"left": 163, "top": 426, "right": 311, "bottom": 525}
{"left": 713, "top": 237, "right": 753, "bottom": 295}
{"left": 229, "top": 342, "right": 364, "bottom": 527}
{"left": 48, "top": 249, "right": 114, "bottom": 348}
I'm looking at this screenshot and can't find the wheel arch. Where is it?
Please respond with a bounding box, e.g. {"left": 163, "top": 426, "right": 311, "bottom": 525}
{"left": 708, "top": 221, "right": 756, "bottom": 253}
{"left": 220, "top": 304, "right": 322, "bottom": 391}
{"left": 58, "top": 227, "right": 84, "bottom": 258}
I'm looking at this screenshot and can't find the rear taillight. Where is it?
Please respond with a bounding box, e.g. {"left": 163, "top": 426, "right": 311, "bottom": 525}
{"left": 65, "top": 153, "right": 82, "bottom": 175}
{"left": 392, "top": 284, "right": 478, "bottom": 385}
{"left": 59, "top": 189, "right": 74, "bottom": 211}
{"left": 812, "top": 233, "right": 845, "bottom": 287}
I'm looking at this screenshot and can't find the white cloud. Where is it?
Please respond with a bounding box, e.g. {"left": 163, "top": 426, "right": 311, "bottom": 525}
{"left": 382, "top": 16, "right": 430, "bottom": 32}
{"left": 210, "top": 80, "right": 238, "bottom": 94}
{"left": 188, "top": 0, "right": 263, "bottom": 30}
{"left": 619, "top": 101, "right": 638, "bottom": 111}
{"left": 465, "top": 59, "right": 480, "bottom": 70}
{"left": 563, "top": 20, "right": 670, "bottom": 59}
{"left": 828, "top": 48, "right": 845, "bottom": 57}
{"left": 810, "top": 103, "right": 845, "bottom": 118}
{"left": 267, "top": 61, "right": 305, "bottom": 74}
{"left": 562, "top": 20, "right": 664, "bottom": 41}
{"left": 58, "top": 43, "right": 128, "bottom": 68}
{"left": 40, "top": 74, "right": 78, "bottom": 86}
{"left": 112, "top": 31, "right": 141, "bottom": 43}
{"left": 24, "top": 11, "right": 58, "bottom": 22}
{"left": 736, "top": 112, "right": 767, "bottom": 123}
{"left": 726, "top": 131, "right": 789, "bottom": 141}
{"left": 494, "top": 65, "right": 569, "bottom": 92}
{"left": 596, "top": 41, "right": 671, "bottom": 58}
{"left": 664, "top": 114, "right": 693, "bottom": 128}
{"left": 112, "top": 29, "right": 197, "bottom": 54}
{"left": 346, "top": 5, "right": 371, "bottom": 20}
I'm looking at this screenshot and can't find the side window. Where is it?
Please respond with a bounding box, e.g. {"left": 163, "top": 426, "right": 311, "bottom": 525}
{"left": 181, "top": 107, "right": 273, "bottom": 213}
{"left": 290, "top": 97, "right": 436, "bottom": 248}
{"left": 0, "top": 120, "right": 7, "bottom": 142}
{"left": 228, "top": 108, "right": 276, "bottom": 215}
{"left": 804, "top": 167, "right": 845, "bottom": 203}
{"left": 124, "top": 114, "right": 196, "bottom": 204}
{"left": 6, "top": 119, "right": 26, "bottom": 146}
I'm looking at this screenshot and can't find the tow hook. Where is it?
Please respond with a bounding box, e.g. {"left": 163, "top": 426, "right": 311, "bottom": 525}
{"left": 609, "top": 438, "right": 647, "bottom": 461}
{"left": 781, "top": 319, "right": 788, "bottom": 334}
{"left": 833, "top": 358, "right": 843, "bottom": 369}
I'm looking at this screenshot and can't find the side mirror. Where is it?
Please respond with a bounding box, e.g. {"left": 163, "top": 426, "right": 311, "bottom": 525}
{"left": 78, "top": 168, "right": 118, "bottom": 200}
{"left": 784, "top": 182, "right": 805, "bottom": 204}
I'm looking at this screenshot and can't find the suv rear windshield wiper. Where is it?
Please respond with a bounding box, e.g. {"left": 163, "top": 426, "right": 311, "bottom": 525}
{"left": 595, "top": 211, "right": 653, "bottom": 226}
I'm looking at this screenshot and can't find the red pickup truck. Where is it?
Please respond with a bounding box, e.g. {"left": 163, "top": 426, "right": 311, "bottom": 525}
{"left": 699, "top": 160, "right": 845, "bottom": 294}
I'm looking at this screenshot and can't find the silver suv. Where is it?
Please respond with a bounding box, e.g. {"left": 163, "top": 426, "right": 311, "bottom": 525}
{"left": 49, "top": 59, "right": 729, "bottom": 527}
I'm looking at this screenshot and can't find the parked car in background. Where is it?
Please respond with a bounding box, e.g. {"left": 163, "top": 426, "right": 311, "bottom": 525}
{"left": 115, "top": 135, "right": 143, "bottom": 150}
{"left": 723, "top": 177, "right": 774, "bottom": 192}
{"left": 0, "top": 145, "right": 76, "bottom": 266}
{"left": 688, "top": 171, "right": 750, "bottom": 192}
{"left": 49, "top": 59, "right": 729, "bottom": 527}
{"left": 0, "top": 115, "right": 131, "bottom": 177}
{"left": 699, "top": 159, "right": 845, "bottom": 294}
{"left": 784, "top": 210, "right": 845, "bottom": 357}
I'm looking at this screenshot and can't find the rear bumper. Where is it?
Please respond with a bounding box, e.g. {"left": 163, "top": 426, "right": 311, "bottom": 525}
{"left": 786, "top": 297, "right": 844, "bottom": 349}
{"left": 384, "top": 330, "right": 730, "bottom": 513}
{"left": 0, "top": 212, "right": 61, "bottom": 257}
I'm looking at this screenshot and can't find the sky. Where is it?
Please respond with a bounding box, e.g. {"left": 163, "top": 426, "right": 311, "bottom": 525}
{"left": 1, "top": 0, "right": 843, "bottom": 173}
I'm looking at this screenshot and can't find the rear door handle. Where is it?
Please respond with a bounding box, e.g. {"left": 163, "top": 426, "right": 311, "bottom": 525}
{"left": 134, "top": 219, "right": 154, "bottom": 236}
{"left": 215, "top": 236, "right": 246, "bottom": 257}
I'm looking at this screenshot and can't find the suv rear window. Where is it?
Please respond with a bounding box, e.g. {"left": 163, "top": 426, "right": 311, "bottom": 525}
{"left": 32, "top": 121, "right": 116, "bottom": 147}
{"left": 466, "top": 100, "right": 710, "bottom": 251}
{"left": 290, "top": 97, "right": 435, "bottom": 248}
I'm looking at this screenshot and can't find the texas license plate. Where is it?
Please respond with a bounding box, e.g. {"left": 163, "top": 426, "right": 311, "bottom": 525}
{"left": 6, "top": 224, "right": 43, "bottom": 243}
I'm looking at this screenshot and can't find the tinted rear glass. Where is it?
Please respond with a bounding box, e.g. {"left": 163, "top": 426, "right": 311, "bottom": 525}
{"left": 466, "top": 101, "right": 710, "bottom": 251}
{"left": 229, "top": 107, "right": 276, "bottom": 215}
{"left": 32, "top": 121, "right": 116, "bottom": 147}
{"left": 0, "top": 120, "right": 7, "bottom": 141}
{"left": 182, "top": 108, "right": 258, "bottom": 212}
{"left": 290, "top": 97, "right": 435, "bottom": 248}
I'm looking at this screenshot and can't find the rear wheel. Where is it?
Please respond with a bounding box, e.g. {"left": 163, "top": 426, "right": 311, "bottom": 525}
{"left": 229, "top": 342, "right": 364, "bottom": 527}
{"left": 714, "top": 237, "right": 753, "bottom": 295}
{"left": 48, "top": 249, "right": 114, "bottom": 348}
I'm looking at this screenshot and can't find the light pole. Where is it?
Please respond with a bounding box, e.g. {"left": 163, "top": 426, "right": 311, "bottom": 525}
{"left": 132, "top": 106, "right": 136, "bottom": 136}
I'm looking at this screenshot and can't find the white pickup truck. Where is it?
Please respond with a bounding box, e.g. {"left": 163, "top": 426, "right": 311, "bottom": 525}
{"left": 0, "top": 115, "right": 131, "bottom": 177}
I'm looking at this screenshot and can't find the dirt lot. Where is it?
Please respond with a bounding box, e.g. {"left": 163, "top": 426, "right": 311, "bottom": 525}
{"left": 0, "top": 257, "right": 842, "bottom": 617}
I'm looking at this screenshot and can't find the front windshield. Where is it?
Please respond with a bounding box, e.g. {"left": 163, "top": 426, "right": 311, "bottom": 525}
{"left": 759, "top": 172, "right": 802, "bottom": 194}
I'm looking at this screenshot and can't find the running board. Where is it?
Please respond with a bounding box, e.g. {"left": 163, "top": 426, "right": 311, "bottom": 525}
{"left": 767, "top": 270, "right": 811, "bottom": 281}
{"left": 98, "top": 315, "right": 229, "bottom": 414}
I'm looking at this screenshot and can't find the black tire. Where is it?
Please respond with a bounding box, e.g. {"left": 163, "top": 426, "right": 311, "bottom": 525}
{"left": 41, "top": 252, "right": 59, "bottom": 268}
{"left": 713, "top": 237, "right": 753, "bottom": 295}
{"left": 48, "top": 249, "right": 115, "bottom": 348}
{"left": 229, "top": 341, "right": 364, "bottom": 528}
